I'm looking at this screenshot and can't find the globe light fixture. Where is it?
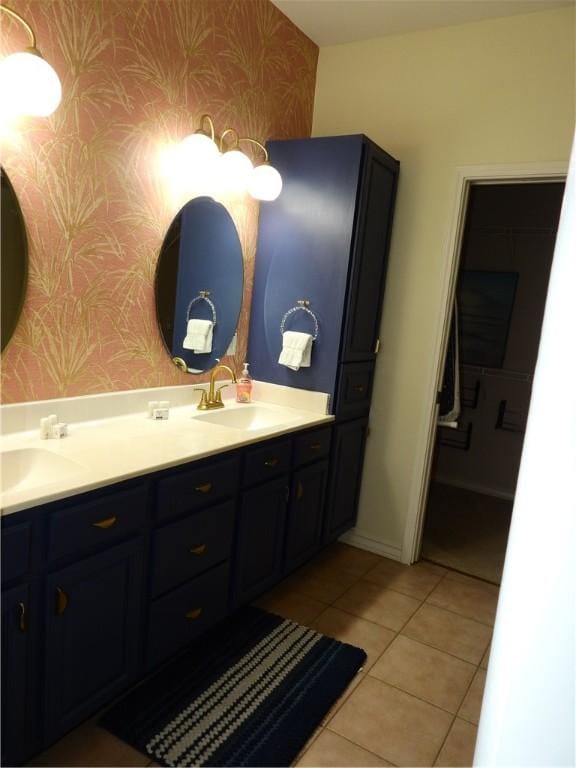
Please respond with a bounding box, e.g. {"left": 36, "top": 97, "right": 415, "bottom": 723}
{"left": 0, "top": 5, "right": 62, "bottom": 117}
{"left": 238, "top": 137, "right": 283, "bottom": 202}
{"left": 218, "top": 129, "right": 254, "bottom": 195}
{"left": 180, "top": 114, "right": 220, "bottom": 169}
{"left": 176, "top": 116, "right": 282, "bottom": 202}
{"left": 248, "top": 161, "right": 283, "bottom": 201}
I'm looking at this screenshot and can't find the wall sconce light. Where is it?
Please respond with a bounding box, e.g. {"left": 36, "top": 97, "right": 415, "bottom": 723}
{"left": 0, "top": 4, "right": 62, "bottom": 117}
{"left": 178, "top": 114, "right": 282, "bottom": 201}
{"left": 241, "top": 138, "right": 283, "bottom": 202}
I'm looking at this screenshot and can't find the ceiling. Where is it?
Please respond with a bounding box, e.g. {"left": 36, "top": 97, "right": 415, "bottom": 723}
{"left": 271, "top": 0, "right": 572, "bottom": 46}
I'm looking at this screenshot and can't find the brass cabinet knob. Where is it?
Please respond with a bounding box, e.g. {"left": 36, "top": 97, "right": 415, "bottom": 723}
{"left": 185, "top": 608, "right": 203, "bottom": 621}
{"left": 18, "top": 602, "right": 27, "bottom": 633}
{"left": 190, "top": 544, "right": 206, "bottom": 556}
{"left": 296, "top": 480, "right": 304, "bottom": 501}
{"left": 264, "top": 458, "right": 279, "bottom": 467}
{"left": 55, "top": 587, "right": 69, "bottom": 615}
{"left": 92, "top": 516, "right": 117, "bottom": 529}
{"left": 308, "top": 442, "right": 321, "bottom": 450}
{"left": 194, "top": 482, "right": 212, "bottom": 494}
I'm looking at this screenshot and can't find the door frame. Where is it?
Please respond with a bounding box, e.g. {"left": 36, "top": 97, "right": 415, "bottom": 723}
{"left": 402, "top": 161, "right": 568, "bottom": 564}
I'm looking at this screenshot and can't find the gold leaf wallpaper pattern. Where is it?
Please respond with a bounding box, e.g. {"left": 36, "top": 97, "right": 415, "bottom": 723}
{"left": 0, "top": 0, "right": 318, "bottom": 403}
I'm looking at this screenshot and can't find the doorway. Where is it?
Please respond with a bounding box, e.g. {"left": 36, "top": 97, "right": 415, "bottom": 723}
{"left": 419, "top": 180, "right": 565, "bottom": 583}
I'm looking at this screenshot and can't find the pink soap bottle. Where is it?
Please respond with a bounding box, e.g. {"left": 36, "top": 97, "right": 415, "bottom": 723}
{"left": 236, "top": 362, "right": 252, "bottom": 403}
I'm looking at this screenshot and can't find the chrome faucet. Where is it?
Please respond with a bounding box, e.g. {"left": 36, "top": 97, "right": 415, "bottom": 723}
{"left": 195, "top": 365, "right": 237, "bottom": 410}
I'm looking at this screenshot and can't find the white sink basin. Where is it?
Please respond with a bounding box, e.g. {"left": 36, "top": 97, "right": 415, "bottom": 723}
{"left": 1, "top": 448, "right": 86, "bottom": 493}
{"left": 193, "top": 405, "right": 301, "bottom": 432}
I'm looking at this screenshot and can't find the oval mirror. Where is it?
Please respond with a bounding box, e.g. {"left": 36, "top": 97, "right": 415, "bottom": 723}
{"left": 155, "top": 197, "right": 243, "bottom": 373}
{"left": 1, "top": 168, "right": 28, "bottom": 352}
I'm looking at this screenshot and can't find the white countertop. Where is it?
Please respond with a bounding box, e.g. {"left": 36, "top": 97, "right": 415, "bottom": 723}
{"left": 0, "top": 384, "right": 333, "bottom": 516}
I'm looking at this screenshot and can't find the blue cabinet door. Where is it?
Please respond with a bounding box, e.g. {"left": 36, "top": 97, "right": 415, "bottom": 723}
{"left": 43, "top": 538, "right": 144, "bottom": 743}
{"left": 342, "top": 141, "right": 398, "bottom": 363}
{"left": 285, "top": 461, "right": 329, "bottom": 573}
{"left": 2, "top": 583, "right": 33, "bottom": 766}
{"left": 324, "top": 418, "right": 369, "bottom": 541}
{"left": 233, "top": 476, "right": 288, "bottom": 606}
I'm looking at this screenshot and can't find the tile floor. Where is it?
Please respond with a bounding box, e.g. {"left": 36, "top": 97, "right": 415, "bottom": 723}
{"left": 422, "top": 482, "right": 512, "bottom": 583}
{"left": 28, "top": 543, "right": 497, "bottom": 767}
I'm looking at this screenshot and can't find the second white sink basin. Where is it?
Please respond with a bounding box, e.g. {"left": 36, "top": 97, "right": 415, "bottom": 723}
{"left": 1, "top": 448, "right": 86, "bottom": 493}
{"left": 193, "top": 405, "right": 301, "bottom": 432}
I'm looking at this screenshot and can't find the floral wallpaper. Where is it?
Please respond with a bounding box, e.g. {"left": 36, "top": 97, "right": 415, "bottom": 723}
{"left": 0, "top": 0, "right": 317, "bottom": 403}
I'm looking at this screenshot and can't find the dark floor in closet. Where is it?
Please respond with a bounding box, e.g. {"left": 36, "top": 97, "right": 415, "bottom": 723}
{"left": 422, "top": 482, "right": 513, "bottom": 584}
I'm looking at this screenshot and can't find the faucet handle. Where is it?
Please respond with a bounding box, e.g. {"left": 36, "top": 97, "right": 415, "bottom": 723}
{"left": 215, "top": 384, "right": 229, "bottom": 404}
{"left": 194, "top": 388, "right": 208, "bottom": 410}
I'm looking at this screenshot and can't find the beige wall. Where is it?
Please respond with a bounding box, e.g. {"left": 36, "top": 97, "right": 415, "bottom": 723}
{"left": 312, "top": 7, "right": 575, "bottom": 559}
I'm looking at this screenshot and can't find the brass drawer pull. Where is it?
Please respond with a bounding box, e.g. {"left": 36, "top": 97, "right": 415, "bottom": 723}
{"left": 92, "top": 516, "right": 117, "bottom": 529}
{"left": 308, "top": 442, "right": 321, "bottom": 450}
{"left": 18, "top": 602, "right": 27, "bottom": 633}
{"left": 296, "top": 480, "right": 304, "bottom": 501}
{"left": 195, "top": 482, "right": 212, "bottom": 494}
{"left": 185, "top": 607, "right": 203, "bottom": 621}
{"left": 55, "top": 587, "right": 69, "bottom": 615}
{"left": 190, "top": 544, "right": 206, "bottom": 556}
{"left": 352, "top": 385, "right": 365, "bottom": 394}
{"left": 264, "top": 458, "right": 279, "bottom": 467}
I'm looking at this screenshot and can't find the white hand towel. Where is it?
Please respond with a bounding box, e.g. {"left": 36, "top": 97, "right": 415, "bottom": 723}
{"left": 183, "top": 319, "right": 213, "bottom": 354}
{"left": 278, "top": 331, "right": 313, "bottom": 371}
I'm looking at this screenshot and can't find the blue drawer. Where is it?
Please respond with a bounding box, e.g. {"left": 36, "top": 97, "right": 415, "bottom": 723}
{"left": 335, "top": 361, "right": 375, "bottom": 418}
{"left": 293, "top": 427, "right": 332, "bottom": 467}
{"left": 243, "top": 440, "right": 292, "bottom": 487}
{"left": 151, "top": 500, "right": 234, "bottom": 598}
{"left": 156, "top": 457, "right": 240, "bottom": 522}
{"left": 47, "top": 483, "right": 149, "bottom": 562}
{"left": 1, "top": 521, "right": 32, "bottom": 583}
{"left": 148, "top": 562, "right": 229, "bottom": 668}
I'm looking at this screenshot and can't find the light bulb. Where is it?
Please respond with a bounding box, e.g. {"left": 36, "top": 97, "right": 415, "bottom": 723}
{"left": 0, "top": 50, "right": 61, "bottom": 117}
{"left": 179, "top": 132, "right": 220, "bottom": 195}
{"left": 218, "top": 149, "right": 253, "bottom": 195}
{"left": 248, "top": 163, "right": 283, "bottom": 201}
{"left": 180, "top": 132, "right": 220, "bottom": 164}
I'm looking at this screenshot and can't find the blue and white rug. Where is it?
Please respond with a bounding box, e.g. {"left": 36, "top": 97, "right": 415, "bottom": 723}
{"left": 101, "top": 606, "right": 366, "bottom": 767}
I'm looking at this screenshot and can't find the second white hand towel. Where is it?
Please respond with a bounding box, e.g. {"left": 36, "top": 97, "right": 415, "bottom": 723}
{"left": 278, "top": 330, "right": 313, "bottom": 371}
{"left": 183, "top": 319, "right": 214, "bottom": 353}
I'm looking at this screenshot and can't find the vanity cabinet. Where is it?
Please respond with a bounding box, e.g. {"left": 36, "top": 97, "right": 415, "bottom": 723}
{"left": 1, "top": 422, "right": 334, "bottom": 763}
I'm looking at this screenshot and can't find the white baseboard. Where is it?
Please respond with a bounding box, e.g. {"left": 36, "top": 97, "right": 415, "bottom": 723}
{"left": 339, "top": 529, "right": 404, "bottom": 562}
{"left": 433, "top": 475, "right": 515, "bottom": 501}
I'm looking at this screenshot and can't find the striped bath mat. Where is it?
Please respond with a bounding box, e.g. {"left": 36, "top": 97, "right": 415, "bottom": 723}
{"left": 101, "top": 606, "right": 366, "bottom": 767}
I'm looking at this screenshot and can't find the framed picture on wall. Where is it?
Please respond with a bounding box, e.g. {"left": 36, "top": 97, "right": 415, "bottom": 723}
{"left": 457, "top": 270, "right": 519, "bottom": 368}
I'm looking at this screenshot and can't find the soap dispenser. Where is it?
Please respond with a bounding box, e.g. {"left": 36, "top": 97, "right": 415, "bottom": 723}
{"left": 236, "top": 362, "right": 253, "bottom": 403}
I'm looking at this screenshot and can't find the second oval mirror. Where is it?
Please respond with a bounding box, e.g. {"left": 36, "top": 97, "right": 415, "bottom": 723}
{"left": 155, "top": 197, "right": 244, "bottom": 374}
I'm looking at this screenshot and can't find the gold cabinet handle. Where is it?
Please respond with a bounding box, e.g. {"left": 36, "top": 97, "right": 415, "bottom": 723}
{"left": 353, "top": 385, "right": 365, "bottom": 393}
{"left": 92, "top": 516, "right": 117, "bottom": 529}
{"left": 18, "top": 602, "right": 27, "bottom": 633}
{"left": 296, "top": 480, "right": 304, "bottom": 501}
{"left": 55, "top": 587, "right": 69, "bottom": 615}
{"left": 190, "top": 544, "right": 206, "bottom": 556}
{"left": 308, "top": 442, "right": 321, "bottom": 450}
{"left": 195, "top": 482, "right": 212, "bottom": 493}
{"left": 264, "top": 458, "right": 279, "bottom": 467}
{"left": 185, "top": 608, "right": 202, "bottom": 621}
